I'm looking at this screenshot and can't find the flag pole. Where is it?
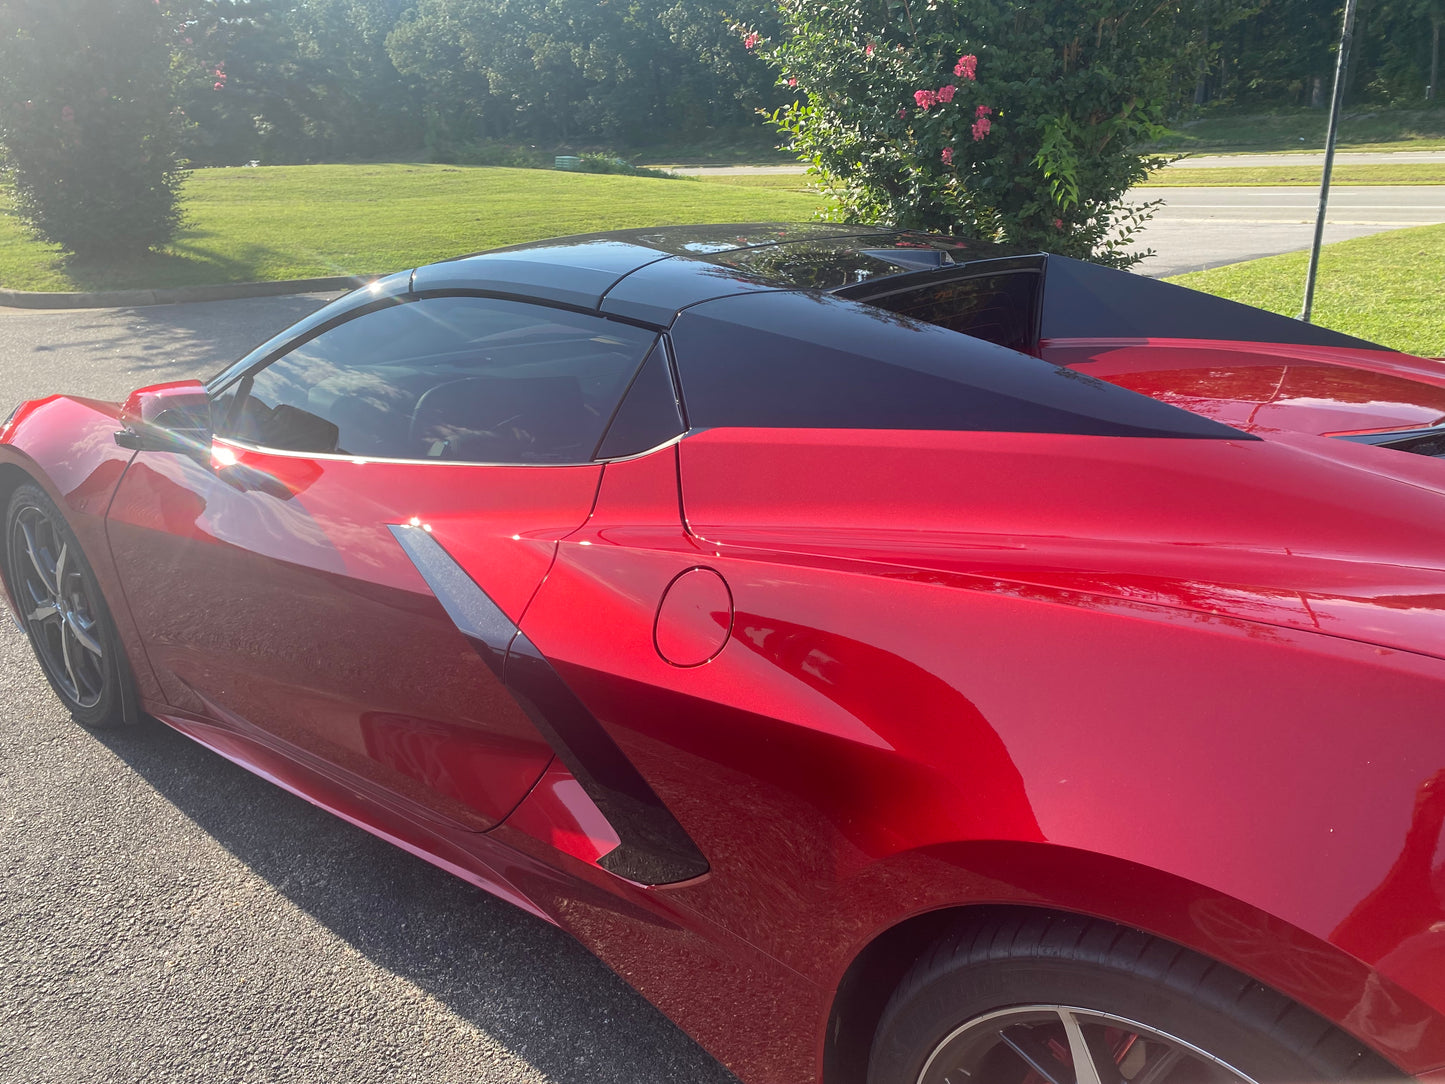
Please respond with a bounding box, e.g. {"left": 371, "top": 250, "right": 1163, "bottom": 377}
{"left": 1300, "top": 0, "right": 1360, "bottom": 323}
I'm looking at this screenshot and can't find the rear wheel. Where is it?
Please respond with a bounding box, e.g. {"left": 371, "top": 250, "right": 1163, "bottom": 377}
{"left": 6, "top": 483, "right": 129, "bottom": 728}
{"left": 868, "top": 913, "right": 1399, "bottom": 1084}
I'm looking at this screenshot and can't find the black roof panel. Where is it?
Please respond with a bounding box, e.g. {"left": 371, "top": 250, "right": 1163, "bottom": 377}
{"left": 413, "top": 240, "right": 671, "bottom": 310}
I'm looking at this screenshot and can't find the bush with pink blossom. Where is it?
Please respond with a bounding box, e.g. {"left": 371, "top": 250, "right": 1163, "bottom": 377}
{"left": 751, "top": 0, "right": 1200, "bottom": 267}
{"left": 0, "top": 0, "right": 188, "bottom": 257}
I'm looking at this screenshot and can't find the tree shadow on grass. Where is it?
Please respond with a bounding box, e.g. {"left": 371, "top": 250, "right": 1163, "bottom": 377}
{"left": 94, "top": 716, "right": 738, "bottom": 1084}
{"left": 57, "top": 232, "right": 306, "bottom": 293}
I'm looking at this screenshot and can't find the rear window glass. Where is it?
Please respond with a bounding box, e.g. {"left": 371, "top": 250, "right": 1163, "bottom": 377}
{"left": 864, "top": 272, "right": 1042, "bottom": 353}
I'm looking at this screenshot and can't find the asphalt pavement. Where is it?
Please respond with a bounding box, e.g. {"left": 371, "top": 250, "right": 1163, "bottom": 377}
{"left": 1127, "top": 185, "right": 1445, "bottom": 275}
{"left": 0, "top": 297, "right": 739, "bottom": 1084}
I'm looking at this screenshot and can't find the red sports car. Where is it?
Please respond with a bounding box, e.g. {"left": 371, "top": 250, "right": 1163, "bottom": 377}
{"left": 5, "top": 223, "right": 1445, "bottom": 1084}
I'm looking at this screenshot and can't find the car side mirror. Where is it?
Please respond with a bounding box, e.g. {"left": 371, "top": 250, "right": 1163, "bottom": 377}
{"left": 114, "top": 380, "right": 213, "bottom": 460}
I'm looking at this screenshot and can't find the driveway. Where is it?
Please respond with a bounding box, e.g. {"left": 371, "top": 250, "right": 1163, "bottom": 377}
{"left": 0, "top": 296, "right": 738, "bottom": 1084}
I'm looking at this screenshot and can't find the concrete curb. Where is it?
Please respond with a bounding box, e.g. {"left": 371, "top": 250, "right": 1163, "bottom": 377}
{"left": 0, "top": 274, "right": 378, "bottom": 310}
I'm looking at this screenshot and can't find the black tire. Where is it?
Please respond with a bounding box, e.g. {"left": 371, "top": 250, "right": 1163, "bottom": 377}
{"left": 5, "top": 483, "right": 131, "bottom": 728}
{"left": 868, "top": 912, "right": 1401, "bottom": 1084}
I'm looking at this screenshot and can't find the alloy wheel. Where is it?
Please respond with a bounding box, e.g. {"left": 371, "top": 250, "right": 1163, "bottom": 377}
{"left": 10, "top": 503, "right": 107, "bottom": 709}
{"left": 918, "top": 1005, "right": 1259, "bottom": 1084}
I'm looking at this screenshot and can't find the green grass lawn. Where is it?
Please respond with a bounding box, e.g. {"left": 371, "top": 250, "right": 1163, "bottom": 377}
{"left": 697, "top": 173, "right": 820, "bottom": 191}
{"left": 1145, "top": 107, "right": 1445, "bottom": 154}
{"left": 0, "top": 163, "right": 830, "bottom": 292}
{"left": 1168, "top": 222, "right": 1445, "bottom": 357}
{"left": 1142, "top": 162, "right": 1445, "bottom": 186}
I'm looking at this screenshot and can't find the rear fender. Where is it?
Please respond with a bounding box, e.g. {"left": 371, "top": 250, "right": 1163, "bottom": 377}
{"left": 821, "top": 839, "right": 1445, "bottom": 1080}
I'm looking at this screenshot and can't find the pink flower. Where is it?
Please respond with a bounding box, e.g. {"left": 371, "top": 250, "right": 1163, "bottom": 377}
{"left": 941, "top": 147, "right": 954, "bottom": 165}
{"left": 60, "top": 105, "right": 74, "bottom": 123}
{"left": 213, "top": 81, "right": 224, "bottom": 91}
{"left": 898, "top": 108, "right": 908, "bottom": 120}
{"left": 865, "top": 43, "right": 875, "bottom": 57}
{"left": 975, "top": 104, "right": 992, "bottom": 118}
{"left": 743, "top": 31, "right": 761, "bottom": 49}
{"left": 971, "top": 116, "right": 991, "bottom": 141}
{"left": 937, "top": 84, "right": 956, "bottom": 103}
{"left": 955, "top": 54, "right": 978, "bottom": 80}
{"left": 1053, "top": 218, "right": 1064, "bottom": 229}
{"left": 787, "top": 76, "right": 797, "bottom": 87}
{"left": 913, "top": 89, "right": 939, "bottom": 110}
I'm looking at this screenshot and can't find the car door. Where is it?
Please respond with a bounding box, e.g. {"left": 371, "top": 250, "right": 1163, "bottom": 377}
{"left": 105, "top": 293, "right": 660, "bottom": 832}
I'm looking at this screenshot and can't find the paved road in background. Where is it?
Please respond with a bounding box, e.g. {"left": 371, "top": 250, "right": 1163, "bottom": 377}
{"left": 0, "top": 297, "right": 738, "bottom": 1084}
{"left": 1129, "top": 184, "right": 1445, "bottom": 275}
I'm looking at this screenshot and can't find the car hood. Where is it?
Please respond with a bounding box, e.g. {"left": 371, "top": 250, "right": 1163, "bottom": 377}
{"left": 1043, "top": 338, "right": 1445, "bottom": 438}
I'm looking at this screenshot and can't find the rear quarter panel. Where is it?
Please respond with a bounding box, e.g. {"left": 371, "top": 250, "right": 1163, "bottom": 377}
{"left": 519, "top": 428, "right": 1445, "bottom": 1080}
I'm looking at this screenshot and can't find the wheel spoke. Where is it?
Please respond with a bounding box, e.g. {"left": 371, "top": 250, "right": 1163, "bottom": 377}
{"left": 27, "top": 602, "right": 60, "bottom": 624}
{"left": 19, "top": 516, "right": 57, "bottom": 595}
{"left": 53, "top": 541, "right": 69, "bottom": 597}
{"left": 1000, "top": 1027, "right": 1072, "bottom": 1084}
{"left": 65, "top": 612, "right": 103, "bottom": 658}
{"left": 59, "top": 618, "right": 81, "bottom": 697}
{"left": 1060, "top": 1011, "right": 1115, "bottom": 1084}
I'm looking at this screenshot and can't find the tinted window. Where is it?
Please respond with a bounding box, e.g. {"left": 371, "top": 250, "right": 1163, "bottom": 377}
{"left": 595, "top": 341, "right": 685, "bottom": 459}
{"left": 865, "top": 272, "right": 1041, "bottom": 353}
{"left": 669, "top": 291, "right": 1247, "bottom": 440}
{"left": 215, "top": 296, "right": 657, "bottom": 464}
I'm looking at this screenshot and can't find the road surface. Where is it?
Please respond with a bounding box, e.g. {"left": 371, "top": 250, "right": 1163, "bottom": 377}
{"left": 0, "top": 296, "right": 738, "bottom": 1084}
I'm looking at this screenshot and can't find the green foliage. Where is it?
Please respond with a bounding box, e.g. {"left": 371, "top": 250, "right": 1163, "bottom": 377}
{"left": 759, "top": 0, "right": 1200, "bottom": 266}
{"left": 573, "top": 154, "right": 682, "bottom": 177}
{"left": 0, "top": 0, "right": 188, "bottom": 257}
{"left": 171, "top": 0, "right": 424, "bottom": 166}
{"left": 427, "top": 138, "right": 549, "bottom": 169}
{"left": 386, "top": 0, "right": 780, "bottom": 148}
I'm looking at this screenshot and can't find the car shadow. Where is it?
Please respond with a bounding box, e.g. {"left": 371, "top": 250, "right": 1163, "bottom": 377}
{"left": 92, "top": 715, "right": 739, "bottom": 1084}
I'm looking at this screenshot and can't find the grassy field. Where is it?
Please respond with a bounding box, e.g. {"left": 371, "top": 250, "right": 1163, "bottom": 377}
{"left": 1145, "top": 107, "right": 1445, "bottom": 154}
{"left": 1168, "top": 222, "right": 1445, "bottom": 356}
{"left": 697, "top": 173, "right": 820, "bottom": 190}
{"left": 0, "top": 163, "right": 830, "bottom": 292}
{"left": 1142, "top": 162, "right": 1445, "bottom": 186}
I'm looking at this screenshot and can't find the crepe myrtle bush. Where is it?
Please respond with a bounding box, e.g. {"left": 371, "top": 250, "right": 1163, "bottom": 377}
{"left": 753, "top": 0, "right": 1196, "bottom": 268}
{"left": 0, "top": 0, "right": 188, "bottom": 258}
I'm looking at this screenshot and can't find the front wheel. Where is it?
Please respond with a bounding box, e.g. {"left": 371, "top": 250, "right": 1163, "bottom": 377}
{"left": 868, "top": 913, "right": 1399, "bottom": 1084}
{"left": 6, "top": 483, "right": 130, "bottom": 728}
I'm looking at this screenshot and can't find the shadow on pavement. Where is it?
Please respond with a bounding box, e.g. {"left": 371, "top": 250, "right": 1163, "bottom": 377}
{"left": 93, "top": 715, "right": 738, "bottom": 1084}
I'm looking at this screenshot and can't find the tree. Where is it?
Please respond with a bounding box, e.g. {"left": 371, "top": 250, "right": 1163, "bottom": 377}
{"left": 758, "top": 0, "right": 1209, "bottom": 266}
{"left": 386, "top": 0, "right": 778, "bottom": 149}
{"left": 0, "top": 0, "right": 188, "bottom": 257}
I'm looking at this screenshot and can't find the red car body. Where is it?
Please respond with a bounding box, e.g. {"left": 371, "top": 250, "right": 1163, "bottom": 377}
{"left": 5, "top": 224, "right": 1445, "bottom": 1084}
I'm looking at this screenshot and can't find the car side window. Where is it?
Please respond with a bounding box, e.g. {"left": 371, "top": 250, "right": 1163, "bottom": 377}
{"left": 213, "top": 296, "right": 658, "bottom": 464}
